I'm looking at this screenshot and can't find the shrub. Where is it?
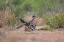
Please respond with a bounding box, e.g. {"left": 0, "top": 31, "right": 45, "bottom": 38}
{"left": 4, "top": 7, "right": 16, "bottom": 26}
{"left": 45, "top": 13, "right": 64, "bottom": 29}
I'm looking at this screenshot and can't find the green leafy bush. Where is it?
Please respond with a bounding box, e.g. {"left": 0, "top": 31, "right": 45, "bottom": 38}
{"left": 45, "top": 13, "right": 64, "bottom": 29}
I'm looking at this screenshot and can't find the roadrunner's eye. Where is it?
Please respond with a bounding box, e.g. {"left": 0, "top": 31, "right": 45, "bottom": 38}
{"left": 32, "top": 15, "right": 36, "bottom": 18}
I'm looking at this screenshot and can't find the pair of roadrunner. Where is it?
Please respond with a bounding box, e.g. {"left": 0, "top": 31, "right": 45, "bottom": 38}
{"left": 16, "top": 15, "right": 37, "bottom": 31}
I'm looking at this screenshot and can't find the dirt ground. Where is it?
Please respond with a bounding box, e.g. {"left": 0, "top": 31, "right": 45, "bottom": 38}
{"left": 0, "top": 26, "right": 64, "bottom": 42}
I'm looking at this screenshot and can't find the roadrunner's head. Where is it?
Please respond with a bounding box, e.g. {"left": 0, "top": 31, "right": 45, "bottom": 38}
{"left": 32, "top": 15, "right": 38, "bottom": 19}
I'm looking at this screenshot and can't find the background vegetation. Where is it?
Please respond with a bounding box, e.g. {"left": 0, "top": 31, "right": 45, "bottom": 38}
{"left": 0, "top": 0, "right": 64, "bottom": 29}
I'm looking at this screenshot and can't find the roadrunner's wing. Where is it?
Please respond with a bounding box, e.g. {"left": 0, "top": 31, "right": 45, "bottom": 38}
{"left": 16, "top": 24, "right": 25, "bottom": 29}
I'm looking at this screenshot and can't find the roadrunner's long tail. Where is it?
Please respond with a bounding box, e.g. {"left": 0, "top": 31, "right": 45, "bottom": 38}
{"left": 16, "top": 24, "right": 25, "bottom": 29}
{"left": 20, "top": 19, "right": 27, "bottom": 23}
{"left": 16, "top": 19, "right": 28, "bottom": 29}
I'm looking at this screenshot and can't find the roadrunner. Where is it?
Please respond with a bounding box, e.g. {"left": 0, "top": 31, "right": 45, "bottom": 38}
{"left": 16, "top": 15, "right": 37, "bottom": 31}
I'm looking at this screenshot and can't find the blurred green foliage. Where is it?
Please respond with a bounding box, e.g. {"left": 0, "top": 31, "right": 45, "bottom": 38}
{"left": 0, "top": 0, "right": 6, "bottom": 9}
{"left": 0, "top": 0, "right": 64, "bottom": 17}
{"left": 0, "top": 0, "right": 64, "bottom": 28}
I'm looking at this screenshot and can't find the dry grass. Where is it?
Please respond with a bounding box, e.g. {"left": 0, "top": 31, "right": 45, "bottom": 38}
{"left": 0, "top": 10, "right": 4, "bottom": 28}
{"left": 4, "top": 7, "right": 16, "bottom": 26}
{"left": 34, "top": 17, "right": 47, "bottom": 26}
{"left": 4, "top": 13, "right": 16, "bottom": 25}
{"left": 0, "top": 21, "right": 3, "bottom": 28}
{"left": 0, "top": 6, "right": 17, "bottom": 29}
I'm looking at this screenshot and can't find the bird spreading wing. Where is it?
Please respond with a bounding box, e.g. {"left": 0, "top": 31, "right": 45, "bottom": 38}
{"left": 16, "top": 23, "right": 26, "bottom": 29}
{"left": 20, "top": 19, "right": 27, "bottom": 23}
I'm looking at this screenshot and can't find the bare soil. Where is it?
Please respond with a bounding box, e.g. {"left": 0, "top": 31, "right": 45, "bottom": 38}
{"left": 0, "top": 26, "right": 64, "bottom": 42}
